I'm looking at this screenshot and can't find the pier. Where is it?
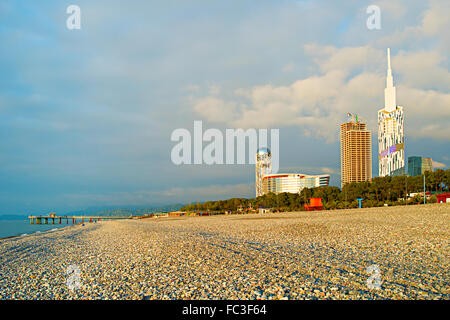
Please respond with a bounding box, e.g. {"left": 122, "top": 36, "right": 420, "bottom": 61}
{"left": 28, "top": 215, "right": 130, "bottom": 225}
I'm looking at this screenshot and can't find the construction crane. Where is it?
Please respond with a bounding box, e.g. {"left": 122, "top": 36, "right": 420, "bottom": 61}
{"left": 346, "top": 112, "right": 365, "bottom": 124}
{"left": 347, "top": 112, "right": 356, "bottom": 123}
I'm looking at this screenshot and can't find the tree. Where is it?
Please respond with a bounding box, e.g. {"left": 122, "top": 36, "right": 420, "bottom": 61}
{"left": 180, "top": 169, "right": 450, "bottom": 213}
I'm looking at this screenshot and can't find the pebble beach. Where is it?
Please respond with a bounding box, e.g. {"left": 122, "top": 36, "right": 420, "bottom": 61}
{"left": 0, "top": 204, "right": 448, "bottom": 300}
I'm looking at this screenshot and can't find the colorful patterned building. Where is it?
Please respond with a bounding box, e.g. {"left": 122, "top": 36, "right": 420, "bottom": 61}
{"left": 378, "top": 48, "right": 405, "bottom": 177}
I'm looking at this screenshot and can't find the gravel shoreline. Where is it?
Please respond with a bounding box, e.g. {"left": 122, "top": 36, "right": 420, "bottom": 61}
{"left": 0, "top": 204, "right": 448, "bottom": 300}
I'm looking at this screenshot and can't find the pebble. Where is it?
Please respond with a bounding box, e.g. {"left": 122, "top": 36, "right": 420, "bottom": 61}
{"left": 0, "top": 204, "right": 448, "bottom": 300}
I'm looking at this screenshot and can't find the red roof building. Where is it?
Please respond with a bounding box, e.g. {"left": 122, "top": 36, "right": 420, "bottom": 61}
{"left": 436, "top": 193, "right": 450, "bottom": 204}
{"left": 304, "top": 198, "right": 324, "bottom": 211}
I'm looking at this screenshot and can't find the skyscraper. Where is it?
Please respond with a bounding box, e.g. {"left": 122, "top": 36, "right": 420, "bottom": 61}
{"left": 340, "top": 118, "right": 372, "bottom": 189}
{"left": 255, "top": 147, "right": 272, "bottom": 197}
{"left": 378, "top": 48, "right": 405, "bottom": 177}
{"left": 408, "top": 156, "right": 433, "bottom": 176}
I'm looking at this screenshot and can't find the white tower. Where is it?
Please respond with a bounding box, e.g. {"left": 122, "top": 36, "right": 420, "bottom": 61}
{"left": 378, "top": 48, "right": 405, "bottom": 177}
{"left": 255, "top": 148, "right": 272, "bottom": 197}
{"left": 384, "top": 48, "right": 396, "bottom": 112}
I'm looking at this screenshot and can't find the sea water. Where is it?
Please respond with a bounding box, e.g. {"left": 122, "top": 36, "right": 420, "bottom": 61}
{"left": 0, "top": 219, "right": 69, "bottom": 239}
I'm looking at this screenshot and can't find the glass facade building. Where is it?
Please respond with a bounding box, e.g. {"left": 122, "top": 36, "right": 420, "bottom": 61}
{"left": 408, "top": 156, "right": 433, "bottom": 176}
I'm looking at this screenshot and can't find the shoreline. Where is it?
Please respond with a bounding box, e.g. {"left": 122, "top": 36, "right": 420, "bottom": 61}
{"left": 0, "top": 225, "right": 69, "bottom": 241}
{"left": 0, "top": 202, "right": 443, "bottom": 242}
{"left": 0, "top": 221, "right": 85, "bottom": 242}
{"left": 0, "top": 204, "right": 448, "bottom": 300}
{"left": 0, "top": 202, "right": 438, "bottom": 241}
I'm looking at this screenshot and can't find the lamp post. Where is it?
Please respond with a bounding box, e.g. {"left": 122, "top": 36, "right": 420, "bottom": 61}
{"left": 423, "top": 174, "right": 426, "bottom": 204}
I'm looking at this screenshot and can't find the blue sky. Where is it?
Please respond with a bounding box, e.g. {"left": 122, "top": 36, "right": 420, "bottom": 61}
{"left": 0, "top": 0, "right": 449, "bottom": 214}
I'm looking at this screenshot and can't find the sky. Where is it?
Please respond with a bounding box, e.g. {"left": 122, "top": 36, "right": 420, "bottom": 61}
{"left": 0, "top": 0, "right": 449, "bottom": 214}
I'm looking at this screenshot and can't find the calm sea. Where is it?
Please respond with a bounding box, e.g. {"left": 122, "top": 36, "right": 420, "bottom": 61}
{"left": 0, "top": 219, "right": 69, "bottom": 239}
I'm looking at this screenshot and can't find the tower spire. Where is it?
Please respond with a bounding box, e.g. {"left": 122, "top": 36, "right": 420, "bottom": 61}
{"left": 384, "top": 48, "right": 396, "bottom": 111}
{"left": 387, "top": 48, "right": 391, "bottom": 70}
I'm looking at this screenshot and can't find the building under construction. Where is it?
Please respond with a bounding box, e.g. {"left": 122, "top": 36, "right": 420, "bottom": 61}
{"left": 340, "top": 114, "right": 372, "bottom": 189}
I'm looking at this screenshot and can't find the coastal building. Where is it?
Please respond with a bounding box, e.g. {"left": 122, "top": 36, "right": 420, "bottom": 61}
{"left": 436, "top": 193, "right": 450, "bottom": 203}
{"left": 408, "top": 156, "right": 433, "bottom": 176}
{"left": 340, "top": 118, "right": 372, "bottom": 188}
{"left": 378, "top": 48, "right": 405, "bottom": 177}
{"left": 262, "top": 173, "right": 330, "bottom": 195}
{"left": 255, "top": 147, "right": 272, "bottom": 197}
{"left": 258, "top": 207, "right": 271, "bottom": 214}
{"left": 408, "top": 192, "right": 433, "bottom": 200}
{"left": 304, "top": 197, "right": 324, "bottom": 211}
{"left": 169, "top": 211, "right": 186, "bottom": 216}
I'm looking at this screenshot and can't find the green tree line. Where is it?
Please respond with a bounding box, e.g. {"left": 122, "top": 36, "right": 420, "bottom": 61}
{"left": 181, "top": 169, "right": 450, "bottom": 212}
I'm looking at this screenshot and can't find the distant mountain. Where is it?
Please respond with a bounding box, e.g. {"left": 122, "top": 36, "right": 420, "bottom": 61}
{"left": 64, "top": 204, "right": 185, "bottom": 217}
{"left": 0, "top": 214, "right": 28, "bottom": 220}
{"left": 0, "top": 204, "right": 186, "bottom": 219}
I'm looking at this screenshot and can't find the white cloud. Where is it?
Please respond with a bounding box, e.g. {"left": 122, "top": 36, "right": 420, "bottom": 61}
{"left": 394, "top": 51, "right": 450, "bottom": 91}
{"left": 304, "top": 44, "right": 382, "bottom": 74}
{"left": 398, "top": 85, "right": 450, "bottom": 140}
{"left": 184, "top": 84, "right": 201, "bottom": 92}
{"left": 191, "top": 40, "right": 450, "bottom": 142}
{"left": 156, "top": 183, "right": 253, "bottom": 200}
{"left": 282, "top": 62, "right": 295, "bottom": 73}
{"left": 192, "top": 46, "right": 383, "bottom": 142}
{"left": 421, "top": 0, "right": 450, "bottom": 36}
{"left": 375, "top": 1, "right": 408, "bottom": 19}
{"left": 64, "top": 183, "right": 254, "bottom": 206}
{"left": 375, "top": 26, "right": 423, "bottom": 49}
{"left": 432, "top": 160, "right": 447, "bottom": 168}
{"left": 376, "top": 0, "right": 450, "bottom": 52}
{"left": 193, "top": 96, "right": 238, "bottom": 123}
{"left": 208, "top": 85, "right": 221, "bottom": 96}
{"left": 278, "top": 166, "right": 338, "bottom": 175}
{"left": 321, "top": 167, "right": 337, "bottom": 174}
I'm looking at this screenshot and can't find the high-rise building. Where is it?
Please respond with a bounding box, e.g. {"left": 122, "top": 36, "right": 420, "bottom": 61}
{"left": 378, "top": 48, "right": 405, "bottom": 177}
{"left": 340, "top": 119, "right": 372, "bottom": 189}
{"left": 262, "top": 173, "right": 330, "bottom": 195}
{"left": 255, "top": 147, "right": 272, "bottom": 197}
{"left": 422, "top": 157, "right": 433, "bottom": 173}
{"left": 408, "top": 156, "right": 433, "bottom": 176}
